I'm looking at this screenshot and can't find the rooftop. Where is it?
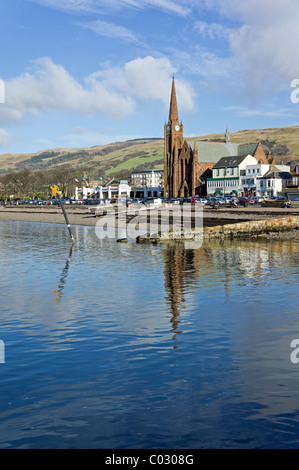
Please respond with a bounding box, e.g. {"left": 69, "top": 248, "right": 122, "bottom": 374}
{"left": 186, "top": 140, "right": 259, "bottom": 164}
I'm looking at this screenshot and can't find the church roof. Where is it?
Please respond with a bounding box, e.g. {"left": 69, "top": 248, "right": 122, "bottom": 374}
{"left": 186, "top": 140, "right": 259, "bottom": 164}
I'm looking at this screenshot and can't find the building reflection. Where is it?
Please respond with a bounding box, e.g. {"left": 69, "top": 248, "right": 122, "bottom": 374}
{"left": 162, "top": 238, "right": 299, "bottom": 349}
{"left": 163, "top": 244, "right": 210, "bottom": 348}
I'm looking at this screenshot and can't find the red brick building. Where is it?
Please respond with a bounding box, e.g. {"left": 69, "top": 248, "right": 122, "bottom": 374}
{"left": 164, "top": 77, "right": 269, "bottom": 198}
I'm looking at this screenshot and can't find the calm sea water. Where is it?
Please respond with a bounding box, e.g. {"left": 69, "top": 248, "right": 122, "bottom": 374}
{"left": 0, "top": 220, "right": 299, "bottom": 449}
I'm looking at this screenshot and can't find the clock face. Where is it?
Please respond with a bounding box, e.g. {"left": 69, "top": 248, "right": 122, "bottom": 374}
{"left": 175, "top": 125, "right": 180, "bottom": 131}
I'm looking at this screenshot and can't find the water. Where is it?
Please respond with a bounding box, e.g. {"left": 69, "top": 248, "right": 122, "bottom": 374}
{"left": 0, "top": 221, "right": 299, "bottom": 449}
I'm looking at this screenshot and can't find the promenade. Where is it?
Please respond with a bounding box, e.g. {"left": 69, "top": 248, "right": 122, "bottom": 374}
{"left": 1, "top": 205, "right": 299, "bottom": 242}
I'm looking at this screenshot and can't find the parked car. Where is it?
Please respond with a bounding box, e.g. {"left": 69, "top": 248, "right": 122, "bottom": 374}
{"left": 238, "top": 197, "right": 249, "bottom": 206}
{"left": 226, "top": 198, "right": 238, "bottom": 207}
{"left": 208, "top": 197, "right": 220, "bottom": 207}
{"left": 216, "top": 197, "right": 226, "bottom": 205}
{"left": 71, "top": 199, "right": 84, "bottom": 204}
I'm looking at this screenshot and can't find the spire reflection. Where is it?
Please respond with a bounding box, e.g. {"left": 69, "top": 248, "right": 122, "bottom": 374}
{"left": 163, "top": 245, "right": 199, "bottom": 348}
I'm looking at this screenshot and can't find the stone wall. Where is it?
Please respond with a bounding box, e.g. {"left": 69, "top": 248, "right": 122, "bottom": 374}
{"left": 137, "top": 215, "right": 299, "bottom": 243}
{"left": 203, "top": 215, "right": 299, "bottom": 239}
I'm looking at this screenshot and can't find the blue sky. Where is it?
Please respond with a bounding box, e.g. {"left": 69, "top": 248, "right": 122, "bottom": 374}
{"left": 0, "top": 0, "right": 299, "bottom": 155}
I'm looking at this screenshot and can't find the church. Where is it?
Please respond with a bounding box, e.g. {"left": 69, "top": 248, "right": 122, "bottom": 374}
{"left": 164, "top": 77, "right": 270, "bottom": 198}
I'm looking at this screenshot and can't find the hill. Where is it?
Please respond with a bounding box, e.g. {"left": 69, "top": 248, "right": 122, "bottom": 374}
{"left": 0, "top": 126, "right": 299, "bottom": 177}
{"left": 193, "top": 126, "right": 299, "bottom": 164}
{"left": 0, "top": 138, "right": 165, "bottom": 178}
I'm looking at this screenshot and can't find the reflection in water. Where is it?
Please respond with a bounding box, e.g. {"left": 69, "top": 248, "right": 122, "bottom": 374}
{"left": 53, "top": 244, "right": 74, "bottom": 303}
{"left": 1, "top": 221, "right": 299, "bottom": 449}
{"left": 163, "top": 239, "right": 299, "bottom": 349}
{"left": 163, "top": 246, "right": 201, "bottom": 348}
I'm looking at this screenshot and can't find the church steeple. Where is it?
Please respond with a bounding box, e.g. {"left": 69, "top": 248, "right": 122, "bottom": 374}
{"left": 164, "top": 76, "right": 184, "bottom": 198}
{"left": 169, "top": 76, "right": 179, "bottom": 123}
{"left": 225, "top": 126, "right": 230, "bottom": 144}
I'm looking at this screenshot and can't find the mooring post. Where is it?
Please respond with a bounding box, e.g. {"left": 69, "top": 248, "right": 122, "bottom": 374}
{"left": 50, "top": 185, "right": 76, "bottom": 245}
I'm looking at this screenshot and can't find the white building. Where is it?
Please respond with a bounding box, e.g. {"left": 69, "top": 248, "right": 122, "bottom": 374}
{"left": 240, "top": 164, "right": 291, "bottom": 197}
{"left": 207, "top": 155, "right": 257, "bottom": 197}
{"left": 240, "top": 164, "right": 270, "bottom": 196}
{"left": 75, "top": 181, "right": 131, "bottom": 200}
{"left": 258, "top": 166, "right": 292, "bottom": 198}
{"left": 292, "top": 163, "right": 299, "bottom": 186}
{"left": 131, "top": 170, "right": 164, "bottom": 198}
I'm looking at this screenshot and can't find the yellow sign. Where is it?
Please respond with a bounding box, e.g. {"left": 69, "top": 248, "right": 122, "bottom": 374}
{"left": 50, "top": 185, "right": 61, "bottom": 197}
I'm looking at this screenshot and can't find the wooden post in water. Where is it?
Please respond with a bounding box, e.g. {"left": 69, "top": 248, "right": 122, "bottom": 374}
{"left": 50, "top": 185, "right": 76, "bottom": 245}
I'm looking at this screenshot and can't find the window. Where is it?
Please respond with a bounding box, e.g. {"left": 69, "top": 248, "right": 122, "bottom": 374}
{"left": 252, "top": 169, "right": 255, "bottom": 174}
{"left": 231, "top": 168, "right": 234, "bottom": 175}
{"left": 257, "top": 169, "right": 260, "bottom": 174}
{"left": 248, "top": 169, "right": 251, "bottom": 174}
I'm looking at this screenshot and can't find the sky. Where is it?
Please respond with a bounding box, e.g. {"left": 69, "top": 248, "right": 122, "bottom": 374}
{"left": 1, "top": 0, "right": 299, "bottom": 155}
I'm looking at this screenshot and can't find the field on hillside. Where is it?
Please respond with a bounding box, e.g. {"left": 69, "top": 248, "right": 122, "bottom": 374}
{"left": 0, "top": 126, "right": 298, "bottom": 176}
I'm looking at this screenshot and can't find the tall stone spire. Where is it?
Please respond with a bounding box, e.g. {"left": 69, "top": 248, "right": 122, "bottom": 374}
{"left": 225, "top": 126, "right": 230, "bottom": 144}
{"left": 169, "top": 76, "right": 179, "bottom": 123}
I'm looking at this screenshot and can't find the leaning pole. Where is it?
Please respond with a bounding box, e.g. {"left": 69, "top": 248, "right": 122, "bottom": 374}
{"left": 50, "top": 185, "right": 76, "bottom": 245}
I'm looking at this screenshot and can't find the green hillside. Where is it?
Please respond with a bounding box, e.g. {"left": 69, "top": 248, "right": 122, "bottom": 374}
{"left": 195, "top": 126, "right": 299, "bottom": 163}
{"left": 1, "top": 126, "right": 299, "bottom": 177}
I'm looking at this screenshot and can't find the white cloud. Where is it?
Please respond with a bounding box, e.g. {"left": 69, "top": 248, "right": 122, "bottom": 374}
{"left": 203, "top": 0, "right": 299, "bottom": 96}
{"left": 0, "top": 56, "right": 194, "bottom": 125}
{"left": 87, "top": 56, "right": 194, "bottom": 111}
{"left": 0, "top": 129, "right": 14, "bottom": 147}
{"left": 82, "top": 19, "right": 142, "bottom": 44}
{"left": 194, "top": 21, "right": 233, "bottom": 40}
{"left": 30, "top": 0, "right": 192, "bottom": 16}
{"left": 224, "top": 105, "right": 297, "bottom": 118}
{"left": 0, "top": 57, "right": 135, "bottom": 123}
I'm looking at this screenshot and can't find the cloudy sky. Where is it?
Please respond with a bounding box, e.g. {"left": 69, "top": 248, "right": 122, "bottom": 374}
{"left": 0, "top": 0, "right": 299, "bottom": 154}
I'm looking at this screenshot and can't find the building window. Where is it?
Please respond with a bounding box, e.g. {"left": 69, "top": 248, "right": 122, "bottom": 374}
{"left": 231, "top": 168, "right": 234, "bottom": 175}
{"left": 248, "top": 169, "right": 251, "bottom": 174}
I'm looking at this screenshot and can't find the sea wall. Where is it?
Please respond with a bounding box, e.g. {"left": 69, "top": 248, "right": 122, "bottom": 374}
{"left": 137, "top": 215, "right": 299, "bottom": 243}
{"left": 203, "top": 215, "right": 299, "bottom": 240}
